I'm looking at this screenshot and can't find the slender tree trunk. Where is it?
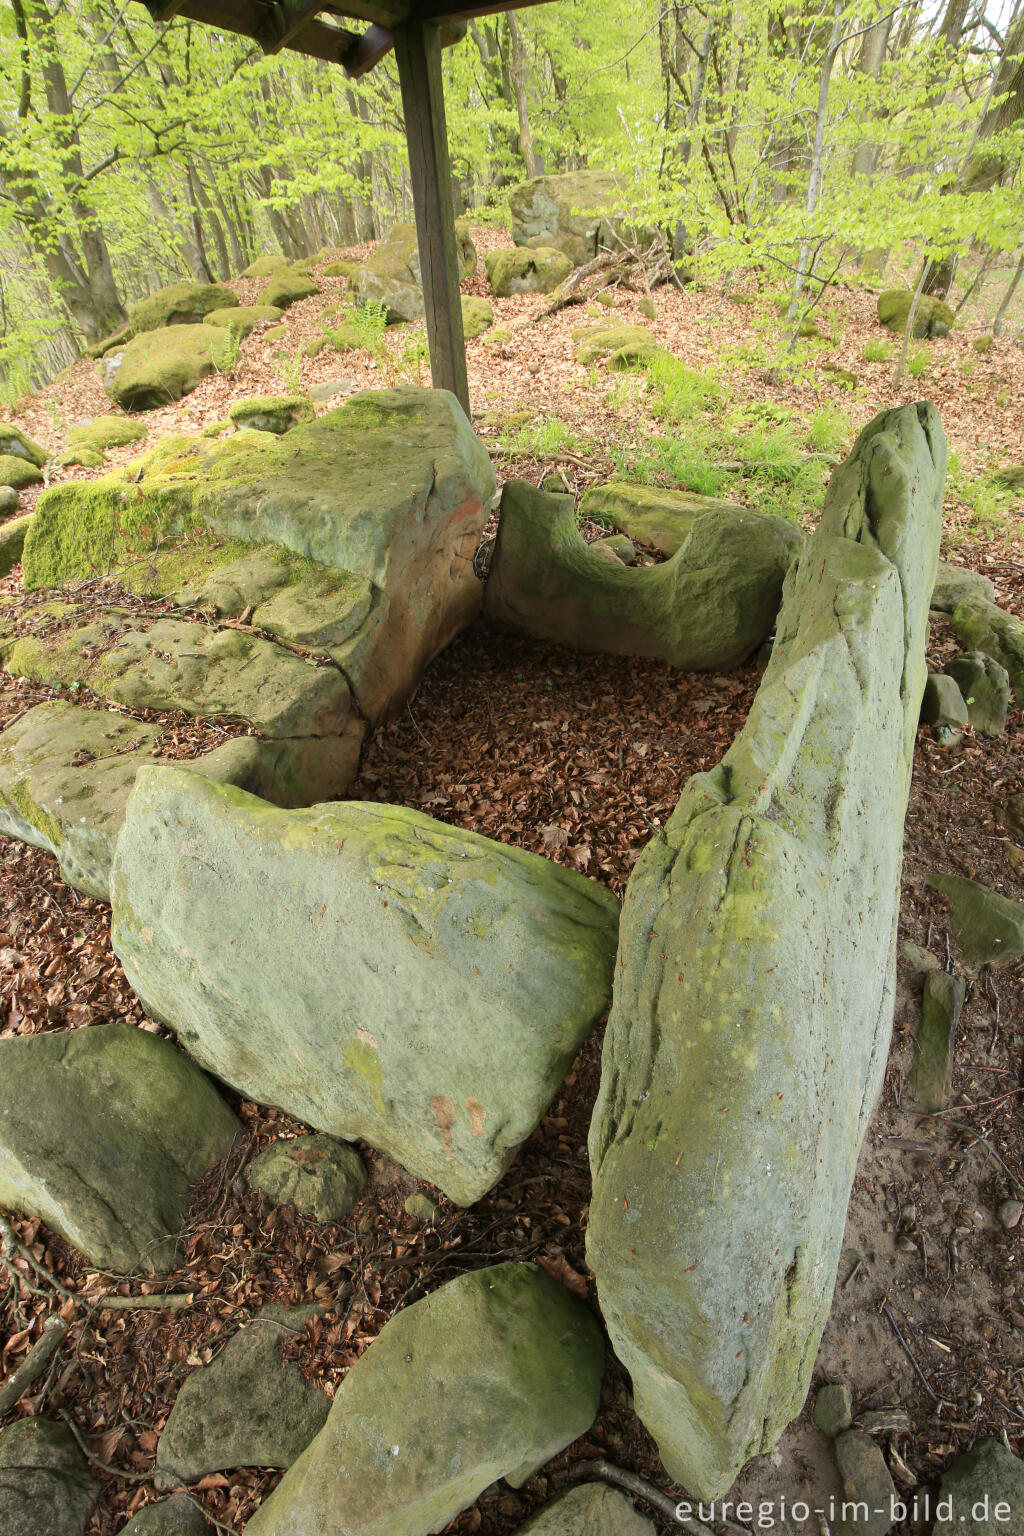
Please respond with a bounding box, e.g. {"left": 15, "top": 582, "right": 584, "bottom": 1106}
{"left": 507, "top": 12, "right": 541, "bottom": 177}
{"left": 993, "top": 248, "right": 1024, "bottom": 335}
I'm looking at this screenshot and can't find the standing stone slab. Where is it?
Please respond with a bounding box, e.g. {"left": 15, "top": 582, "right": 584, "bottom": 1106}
{"left": 0, "top": 1022, "right": 239, "bottom": 1274}
{"left": 0, "top": 1418, "right": 96, "bottom": 1536}
{"left": 111, "top": 768, "right": 619, "bottom": 1205}
{"left": 587, "top": 403, "right": 945, "bottom": 1497}
{"left": 933, "top": 1439, "right": 1024, "bottom": 1535}
{"left": 909, "top": 970, "right": 965, "bottom": 1112}
{"left": 945, "top": 651, "right": 1010, "bottom": 736}
{"left": 157, "top": 1314, "right": 330, "bottom": 1482}
{"left": 244, "top": 1263, "right": 604, "bottom": 1536}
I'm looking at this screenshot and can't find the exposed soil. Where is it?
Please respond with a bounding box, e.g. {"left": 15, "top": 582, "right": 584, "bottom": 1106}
{"left": 0, "top": 234, "right": 1023, "bottom": 1535}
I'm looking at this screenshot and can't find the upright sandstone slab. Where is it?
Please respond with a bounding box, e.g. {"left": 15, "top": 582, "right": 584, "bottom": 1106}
{"left": 111, "top": 768, "right": 619, "bottom": 1204}
{"left": 587, "top": 403, "right": 945, "bottom": 1496}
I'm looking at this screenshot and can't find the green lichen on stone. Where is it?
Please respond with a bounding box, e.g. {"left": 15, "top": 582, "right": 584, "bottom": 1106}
{"left": 257, "top": 269, "right": 320, "bottom": 310}
{"left": 68, "top": 413, "right": 146, "bottom": 451}
{"left": 0, "top": 513, "right": 32, "bottom": 577}
{"left": 0, "top": 422, "right": 48, "bottom": 467}
{"left": 951, "top": 595, "right": 1024, "bottom": 696}
{"left": 228, "top": 394, "right": 314, "bottom": 434}
{"left": 130, "top": 281, "right": 237, "bottom": 334}
{"left": 56, "top": 446, "right": 105, "bottom": 469}
{"left": 461, "top": 295, "right": 494, "bottom": 339}
{"left": 877, "top": 289, "right": 954, "bottom": 338}
{"left": 586, "top": 403, "right": 946, "bottom": 1498}
{"left": 580, "top": 481, "right": 752, "bottom": 555}
{"left": 104, "top": 324, "right": 237, "bottom": 411}
{"left": 351, "top": 222, "right": 476, "bottom": 324}
{"left": 240, "top": 254, "right": 291, "bottom": 279}
{"left": 485, "top": 246, "right": 573, "bottom": 297}
{"left": 573, "top": 323, "right": 652, "bottom": 365}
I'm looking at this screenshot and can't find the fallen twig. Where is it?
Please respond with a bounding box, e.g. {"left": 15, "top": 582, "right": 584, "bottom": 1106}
{"left": 97, "top": 1292, "right": 194, "bottom": 1311}
{"left": 0, "top": 1314, "right": 68, "bottom": 1417}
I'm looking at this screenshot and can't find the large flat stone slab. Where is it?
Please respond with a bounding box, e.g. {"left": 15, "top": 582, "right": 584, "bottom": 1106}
{"left": 110, "top": 767, "right": 620, "bottom": 1204}
{"left": 0, "top": 1022, "right": 239, "bottom": 1273}
{"left": 0, "top": 1418, "right": 96, "bottom": 1536}
{"left": 23, "top": 388, "right": 495, "bottom": 722}
{"left": 244, "top": 1263, "right": 604, "bottom": 1536}
{"left": 587, "top": 403, "right": 945, "bottom": 1496}
{"left": 485, "top": 479, "right": 803, "bottom": 671}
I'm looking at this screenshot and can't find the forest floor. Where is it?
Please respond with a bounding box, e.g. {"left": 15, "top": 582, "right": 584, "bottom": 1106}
{"left": 0, "top": 229, "right": 1023, "bottom": 1536}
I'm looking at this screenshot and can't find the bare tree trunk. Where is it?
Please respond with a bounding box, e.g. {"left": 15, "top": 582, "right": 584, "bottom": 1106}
{"left": 507, "top": 11, "right": 541, "bottom": 177}
{"left": 993, "top": 248, "right": 1024, "bottom": 335}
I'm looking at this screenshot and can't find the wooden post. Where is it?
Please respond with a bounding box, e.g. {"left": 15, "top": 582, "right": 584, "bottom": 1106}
{"left": 393, "top": 18, "right": 470, "bottom": 417}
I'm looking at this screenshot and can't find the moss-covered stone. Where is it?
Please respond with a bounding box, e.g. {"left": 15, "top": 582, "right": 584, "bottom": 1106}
{"left": 203, "top": 304, "right": 283, "bottom": 335}
{"left": 249, "top": 1135, "right": 367, "bottom": 1221}
{"left": 0, "top": 422, "right": 47, "bottom": 467}
{"left": 156, "top": 1313, "right": 330, "bottom": 1482}
{"left": 227, "top": 394, "right": 314, "bottom": 435}
{"left": 580, "top": 481, "right": 751, "bottom": 554}
{"left": 240, "top": 254, "right": 291, "bottom": 279}
{"left": 258, "top": 269, "right": 320, "bottom": 310}
{"left": 607, "top": 340, "right": 662, "bottom": 371}
{"left": 945, "top": 650, "right": 1010, "bottom": 735}
{"left": 877, "top": 288, "right": 954, "bottom": 338}
{"left": 0, "top": 512, "right": 31, "bottom": 577}
{"left": 971, "top": 334, "right": 994, "bottom": 354}
{"left": 129, "top": 282, "right": 237, "bottom": 334}
{"left": 0, "top": 1417, "right": 96, "bottom": 1536}
{"left": 263, "top": 324, "right": 289, "bottom": 343}
{"left": 909, "top": 969, "right": 964, "bottom": 1112}
{"left": 322, "top": 257, "right": 358, "bottom": 278}
{"left": 68, "top": 413, "right": 146, "bottom": 451}
{"left": 485, "top": 480, "right": 803, "bottom": 671}
{"left": 351, "top": 221, "right": 476, "bottom": 324}
{"left": 573, "top": 323, "right": 652, "bottom": 365}
{"left": 111, "top": 770, "right": 620, "bottom": 1204}
{"left": 119, "top": 1493, "right": 210, "bottom": 1536}
{"left": 0, "top": 1022, "right": 238, "bottom": 1273}
{"left": 927, "top": 870, "right": 1024, "bottom": 968}
{"left": 931, "top": 561, "right": 995, "bottom": 613}
{"left": 638, "top": 296, "right": 657, "bottom": 321}
{"left": 920, "top": 671, "right": 968, "bottom": 744}
{"left": 24, "top": 387, "right": 495, "bottom": 723}
{"left": 56, "top": 446, "right": 105, "bottom": 469}
{"left": 462, "top": 294, "right": 494, "bottom": 338}
{"left": 0, "top": 453, "right": 43, "bottom": 490}
{"left": 244, "top": 1264, "right": 604, "bottom": 1536}
{"left": 102, "top": 324, "right": 236, "bottom": 411}
{"left": 587, "top": 403, "right": 946, "bottom": 1497}
{"left": 485, "top": 246, "right": 573, "bottom": 297}
{"left": 951, "top": 595, "right": 1024, "bottom": 696}
{"left": 509, "top": 170, "right": 647, "bottom": 265}
{"left": 484, "top": 325, "right": 513, "bottom": 349}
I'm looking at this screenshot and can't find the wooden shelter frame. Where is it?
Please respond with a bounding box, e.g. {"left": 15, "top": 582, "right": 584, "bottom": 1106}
{"left": 136, "top": 0, "right": 557, "bottom": 416}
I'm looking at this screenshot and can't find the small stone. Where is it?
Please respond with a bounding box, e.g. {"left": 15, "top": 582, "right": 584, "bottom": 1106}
{"left": 1000, "top": 792, "right": 1024, "bottom": 841}
{"left": 998, "top": 1199, "right": 1023, "bottom": 1230}
{"left": 833, "top": 1431, "right": 897, "bottom": 1535}
{"left": 120, "top": 1492, "right": 211, "bottom": 1534}
{"left": 309, "top": 377, "right": 355, "bottom": 403}
{"left": 927, "top": 870, "right": 1024, "bottom": 969}
{"left": 945, "top": 651, "right": 1010, "bottom": 736}
{"left": 594, "top": 534, "right": 637, "bottom": 565}
{"left": 512, "top": 1482, "right": 655, "bottom": 1534}
{"left": 248, "top": 1134, "right": 367, "bottom": 1223}
{"left": 0, "top": 485, "right": 17, "bottom": 516}
{"left": 404, "top": 1193, "right": 440, "bottom": 1224}
{"left": 899, "top": 939, "right": 941, "bottom": 974}
{"left": 919, "top": 671, "right": 968, "bottom": 744}
{"left": 813, "top": 1382, "right": 853, "bottom": 1436}
{"left": 909, "top": 970, "right": 965, "bottom": 1112}
{"left": 0, "top": 1417, "right": 97, "bottom": 1536}
{"left": 930, "top": 562, "right": 995, "bottom": 614}
{"left": 156, "top": 1311, "right": 330, "bottom": 1482}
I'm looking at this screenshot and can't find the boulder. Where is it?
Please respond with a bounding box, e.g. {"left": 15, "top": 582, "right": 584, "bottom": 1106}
{"left": 933, "top": 1439, "right": 1024, "bottom": 1536}
{"left": 120, "top": 1493, "right": 211, "bottom": 1535}
{"left": 607, "top": 340, "right": 661, "bottom": 370}
{"left": 951, "top": 597, "right": 1024, "bottom": 695}
{"left": 103, "top": 325, "right": 236, "bottom": 411}
{"left": 227, "top": 395, "right": 313, "bottom": 435}
{"left": 57, "top": 446, "right": 105, "bottom": 469}
{"left": 0, "top": 698, "right": 359, "bottom": 899}
{"left": 581, "top": 481, "right": 754, "bottom": 555}
{"left": 0, "top": 454, "right": 42, "bottom": 490}
{"left": 0, "top": 1417, "right": 96, "bottom": 1536}
{"left": 909, "top": 969, "right": 964, "bottom": 1111}
{"left": 485, "top": 246, "right": 573, "bottom": 297}
{"left": 257, "top": 270, "right": 319, "bottom": 310}
{"left": 930, "top": 561, "right": 995, "bottom": 613}
{"left": 513, "top": 1484, "right": 655, "bottom": 1535}
{"left": 23, "top": 388, "right": 494, "bottom": 724}
{"left": 484, "top": 479, "right": 803, "bottom": 671}
{"left": 0, "top": 422, "right": 47, "bottom": 467}
{"left": 877, "top": 289, "right": 953, "bottom": 338}
{"left": 461, "top": 294, "right": 493, "bottom": 338}
{"left": 586, "top": 403, "right": 945, "bottom": 1497}
{"left": 68, "top": 414, "right": 146, "bottom": 451}
{"left": 110, "top": 767, "right": 619, "bottom": 1204}
{"left": 509, "top": 171, "right": 642, "bottom": 265}
{"left": 945, "top": 650, "right": 1010, "bottom": 735}
{"left": 0, "top": 512, "right": 31, "bottom": 577}
{"left": 203, "top": 304, "right": 283, "bottom": 335}
{"left": 352, "top": 222, "right": 476, "bottom": 324}
{"left": 0, "top": 1021, "right": 239, "bottom": 1273}
{"left": 243, "top": 1263, "right": 604, "bottom": 1536}
{"left": 323, "top": 257, "right": 358, "bottom": 278}
{"left": 240, "top": 254, "right": 291, "bottom": 279}
{"left": 248, "top": 1135, "right": 367, "bottom": 1222}
{"left": 920, "top": 671, "right": 968, "bottom": 745}
{"left": 0, "top": 485, "right": 17, "bottom": 516}
{"left": 573, "top": 324, "right": 653, "bottom": 365}
{"left": 157, "top": 1312, "right": 330, "bottom": 1482}
{"left": 130, "top": 282, "right": 238, "bottom": 334}
{"left": 403, "top": 1192, "right": 440, "bottom": 1223}
{"left": 927, "top": 870, "right": 1024, "bottom": 968}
